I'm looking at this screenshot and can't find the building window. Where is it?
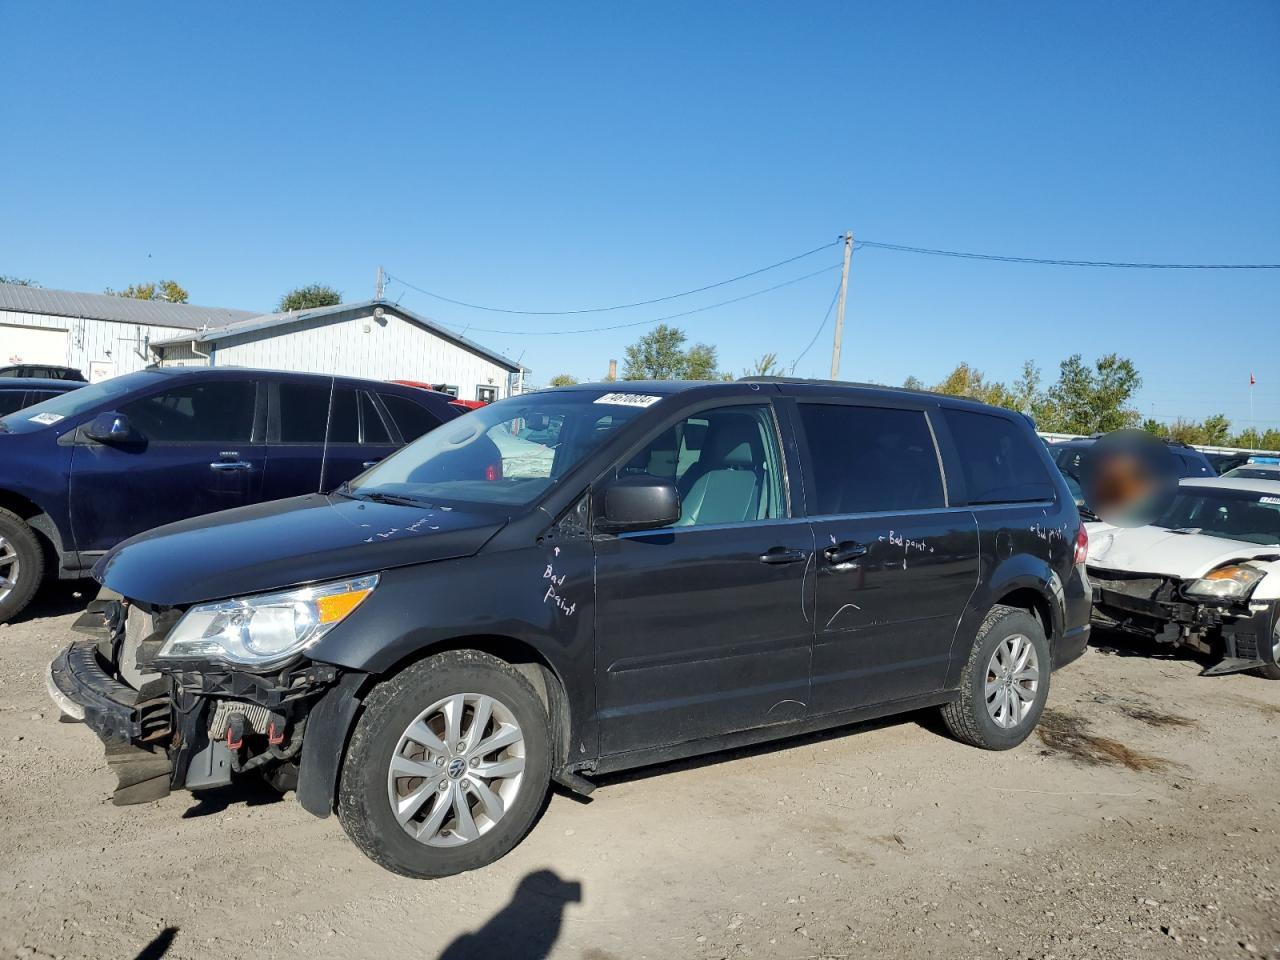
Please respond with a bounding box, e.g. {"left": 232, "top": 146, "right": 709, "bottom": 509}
{"left": 476, "top": 386, "right": 498, "bottom": 404}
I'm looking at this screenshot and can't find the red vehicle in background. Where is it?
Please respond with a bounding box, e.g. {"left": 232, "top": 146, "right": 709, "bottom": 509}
{"left": 390, "top": 380, "right": 486, "bottom": 411}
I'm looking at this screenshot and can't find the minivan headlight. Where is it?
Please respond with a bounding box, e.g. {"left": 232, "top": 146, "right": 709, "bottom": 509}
{"left": 1183, "top": 564, "right": 1265, "bottom": 601}
{"left": 156, "top": 575, "right": 378, "bottom": 667}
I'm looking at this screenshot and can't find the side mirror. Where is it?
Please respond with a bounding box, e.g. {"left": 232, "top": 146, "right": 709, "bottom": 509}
{"left": 599, "top": 475, "right": 681, "bottom": 532}
{"left": 85, "top": 411, "right": 135, "bottom": 444}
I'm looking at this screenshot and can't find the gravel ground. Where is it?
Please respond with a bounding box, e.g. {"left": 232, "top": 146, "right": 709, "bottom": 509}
{"left": 2, "top": 584, "right": 1279, "bottom": 960}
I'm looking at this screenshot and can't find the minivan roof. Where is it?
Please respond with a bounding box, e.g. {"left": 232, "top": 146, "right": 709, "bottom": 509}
{"left": 550, "top": 376, "right": 1030, "bottom": 419}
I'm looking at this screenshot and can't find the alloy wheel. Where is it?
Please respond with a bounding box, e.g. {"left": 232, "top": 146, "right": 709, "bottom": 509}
{"left": 0, "top": 536, "right": 19, "bottom": 604}
{"left": 985, "top": 634, "right": 1040, "bottom": 729}
{"left": 386, "top": 692, "right": 526, "bottom": 848}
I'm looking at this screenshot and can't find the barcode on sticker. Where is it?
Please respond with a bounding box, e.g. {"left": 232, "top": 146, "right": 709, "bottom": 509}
{"left": 594, "top": 393, "right": 662, "bottom": 408}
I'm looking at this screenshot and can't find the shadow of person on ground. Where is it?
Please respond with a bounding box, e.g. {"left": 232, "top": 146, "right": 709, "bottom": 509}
{"left": 133, "top": 926, "right": 178, "bottom": 960}
{"left": 437, "top": 869, "right": 582, "bottom": 960}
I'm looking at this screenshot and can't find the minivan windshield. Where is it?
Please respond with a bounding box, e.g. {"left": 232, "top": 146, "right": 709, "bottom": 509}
{"left": 348, "top": 391, "right": 654, "bottom": 508}
{"left": 0, "top": 370, "right": 167, "bottom": 434}
{"left": 1150, "top": 486, "right": 1280, "bottom": 546}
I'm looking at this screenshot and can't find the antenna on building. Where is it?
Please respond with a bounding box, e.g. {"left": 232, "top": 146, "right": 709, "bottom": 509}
{"left": 375, "top": 265, "right": 385, "bottom": 301}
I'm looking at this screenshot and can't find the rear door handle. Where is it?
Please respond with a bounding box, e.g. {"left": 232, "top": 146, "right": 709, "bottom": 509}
{"left": 759, "top": 547, "right": 809, "bottom": 565}
{"left": 823, "top": 540, "right": 867, "bottom": 565}
{"left": 210, "top": 460, "right": 252, "bottom": 472}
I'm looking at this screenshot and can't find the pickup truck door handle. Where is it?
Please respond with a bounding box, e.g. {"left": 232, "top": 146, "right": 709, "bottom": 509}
{"left": 759, "top": 547, "right": 809, "bottom": 565}
{"left": 823, "top": 540, "right": 868, "bottom": 566}
{"left": 209, "top": 460, "right": 252, "bottom": 472}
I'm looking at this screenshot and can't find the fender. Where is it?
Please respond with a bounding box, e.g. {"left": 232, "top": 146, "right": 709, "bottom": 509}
{"left": 944, "top": 553, "right": 1062, "bottom": 688}
{"left": 298, "top": 541, "right": 597, "bottom": 816}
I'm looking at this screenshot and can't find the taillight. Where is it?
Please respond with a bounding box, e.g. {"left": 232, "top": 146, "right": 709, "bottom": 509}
{"left": 1073, "top": 523, "right": 1089, "bottom": 565}
{"left": 484, "top": 463, "right": 502, "bottom": 482}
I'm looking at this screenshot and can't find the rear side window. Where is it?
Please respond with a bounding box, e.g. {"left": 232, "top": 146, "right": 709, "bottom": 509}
{"left": 329, "top": 388, "right": 359, "bottom": 444}
{"left": 121, "top": 381, "right": 255, "bottom": 442}
{"left": 799, "top": 404, "right": 944, "bottom": 514}
{"left": 360, "top": 392, "right": 391, "bottom": 444}
{"left": 277, "top": 382, "right": 330, "bottom": 443}
{"left": 379, "top": 393, "right": 442, "bottom": 442}
{"left": 943, "top": 409, "right": 1054, "bottom": 504}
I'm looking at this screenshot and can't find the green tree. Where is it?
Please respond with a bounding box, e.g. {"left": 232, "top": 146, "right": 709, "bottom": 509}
{"left": 684, "top": 342, "right": 722, "bottom": 380}
{"left": 0, "top": 275, "right": 38, "bottom": 287}
{"left": 1200, "top": 413, "right": 1232, "bottom": 446}
{"left": 621, "top": 325, "right": 722, "bottom": 380}
{"left": 1040, "top": 353, "right": 1141, "bottom": 434}
{"left": 931, "top": 362, "right": 1017, "bottom": 409}
{"left": 744, "top": 352, "right": 782, "bottom": 378}
{"left": 106, "top": 279, "right": 189, "bottom": 303}
{"left": 278, "top": 283, "right": 341, "bottom": 312}
{"left": 1141, "top": 418, "right": 1169, "bottom": 437}
{"left": 902, "top": 375, "right": 926, "bottom": 391}
{"left": 548, "top": 373, "right": 579, "bottom": 387}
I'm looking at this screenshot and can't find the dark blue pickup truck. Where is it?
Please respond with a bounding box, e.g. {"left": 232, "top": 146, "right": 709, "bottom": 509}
{"left": 0, "top": 367, "right": 459, "bottom": 622}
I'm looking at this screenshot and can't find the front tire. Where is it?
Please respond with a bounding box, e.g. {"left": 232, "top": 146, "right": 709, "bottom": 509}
{"left": 941, "top": 604, "right": 1050, "bottom": 750}
{"left": 0, "top": 508, "right": 44, "bottom": 624}
{"left": 1252, "top": 615, "right": 1280, "bottom": 681}
{"left": 338, "top": 650, "right": 552, "bottom": 878}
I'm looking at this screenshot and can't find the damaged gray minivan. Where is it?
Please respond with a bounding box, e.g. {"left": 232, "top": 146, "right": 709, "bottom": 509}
{"left": 49, "top": 379, "right": 1091, "bottom": 877}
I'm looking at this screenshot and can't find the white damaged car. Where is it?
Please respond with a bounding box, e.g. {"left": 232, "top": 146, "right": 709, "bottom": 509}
{"left": 1086, "top": 477, "right": 1280, "bottom": 678}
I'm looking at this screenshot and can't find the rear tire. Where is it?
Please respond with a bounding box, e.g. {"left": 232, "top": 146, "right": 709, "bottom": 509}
{"left": 0, "top": 508, "right": 44, "bottom": 625}
{"left": 338, "top": 650, "right": 552, "bottom": 878}
{"left": 941, "top": 604, "right": 1050, "bottom": 750}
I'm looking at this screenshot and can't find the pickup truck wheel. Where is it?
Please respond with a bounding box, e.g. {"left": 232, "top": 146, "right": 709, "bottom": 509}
{"left": 0, "top": 509, "right": 44, "bottom": 624}
{"left": 338, "top": 650, "right": 552, "bottom": 878}
{"left": 941, "top": 604, "right": 1050, "bottom": 750}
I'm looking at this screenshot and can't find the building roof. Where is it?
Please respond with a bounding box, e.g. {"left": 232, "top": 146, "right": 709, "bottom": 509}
{"left": 152, "top": 299, "right": 523, "bottom": 372}
{"left": 0, "top": 282, "right": 257, "bottom": 331}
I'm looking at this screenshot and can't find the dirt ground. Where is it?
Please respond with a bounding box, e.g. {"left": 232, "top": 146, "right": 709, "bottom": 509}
{"left": 2, "top": 586, "right": 1279, "bottom": 960}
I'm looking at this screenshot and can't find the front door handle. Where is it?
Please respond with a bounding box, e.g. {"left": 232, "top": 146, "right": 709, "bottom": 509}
{"left": 759, "top": 547, "right": 809, "bottom": 565}
{"left": 210, "top": 460, "right": 252, "bottom": 472}
{"left": 823, "top": 540, "right": 867, "bottom": 565}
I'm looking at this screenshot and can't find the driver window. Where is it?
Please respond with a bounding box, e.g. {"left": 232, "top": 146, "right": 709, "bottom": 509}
{"left": 622, "top": 404, "right": 785, "bottom": 527}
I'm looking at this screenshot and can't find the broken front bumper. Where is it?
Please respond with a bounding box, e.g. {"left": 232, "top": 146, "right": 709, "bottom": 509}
{"left": 47, "top": 642, "right": 172, "bottom": 743}
{"left": 1088, "top": 567, "right": 1279, "bottom": 675}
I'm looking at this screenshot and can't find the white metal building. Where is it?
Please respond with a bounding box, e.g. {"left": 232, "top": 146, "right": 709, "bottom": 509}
{"left": 151, "top": 300, "right": 525, "bottom": 402}
{"left": 0, "top": 283, "right": 255, "bottom": 382}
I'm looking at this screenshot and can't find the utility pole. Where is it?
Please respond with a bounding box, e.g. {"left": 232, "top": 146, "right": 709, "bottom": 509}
{"left": 829, "top": 231, "right": 853, "bottom": 379}
{"left": 375, "top": 265, "right": 385, "bottom": 301}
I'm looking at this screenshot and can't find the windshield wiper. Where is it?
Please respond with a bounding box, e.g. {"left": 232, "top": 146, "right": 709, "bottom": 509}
{"left": 351, "top": 490, "right": 432, "bottom": 508}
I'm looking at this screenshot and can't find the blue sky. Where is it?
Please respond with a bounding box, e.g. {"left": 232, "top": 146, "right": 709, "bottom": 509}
{"left": 2, "top": 2, "right": 1277, "bottom": 429}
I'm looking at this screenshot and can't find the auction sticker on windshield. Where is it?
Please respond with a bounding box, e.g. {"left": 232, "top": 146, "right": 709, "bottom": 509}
{"left": 1262, "top": 497, "right": 1280, "bottom": 505}
{"left": 594, "top": 393, "right": 662, "bottom": 408}
{"left": 29, "top": 412, "right": 64, "bottom": 425}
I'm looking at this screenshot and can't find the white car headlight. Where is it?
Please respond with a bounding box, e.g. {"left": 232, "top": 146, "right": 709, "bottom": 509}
{"left": 1183, "top": 564, "right": 1265, "bottom": 601}
{"left": 157, "top": 575, "right": 379, "bottom": 667}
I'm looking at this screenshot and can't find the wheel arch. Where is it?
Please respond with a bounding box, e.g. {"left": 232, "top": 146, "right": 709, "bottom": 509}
{"left": 0, "top": 488, "right": 66, "bottom": 572}
{"left": 299, "top": 632, "right": 575, "bottom": 819}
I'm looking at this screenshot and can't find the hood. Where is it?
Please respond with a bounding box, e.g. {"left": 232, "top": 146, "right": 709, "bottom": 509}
{"left": 1087, "top": 523, "right": 1280, "bottom": 579}
{"left": 96, "top": 493, "right": 507, "bottom": 607}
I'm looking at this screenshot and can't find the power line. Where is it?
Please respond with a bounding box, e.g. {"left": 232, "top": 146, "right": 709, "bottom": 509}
{"left": 791, "top": 276, "right": 842, "bottom": 374}
{"left": 856, "top": 240, "right": 1280, "bottom": 269}
{"left": 446, "top": 264, "right": 842, "bottom": 336}
{"left": 386, "top": 239, "right": 840, "bottom": 316}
